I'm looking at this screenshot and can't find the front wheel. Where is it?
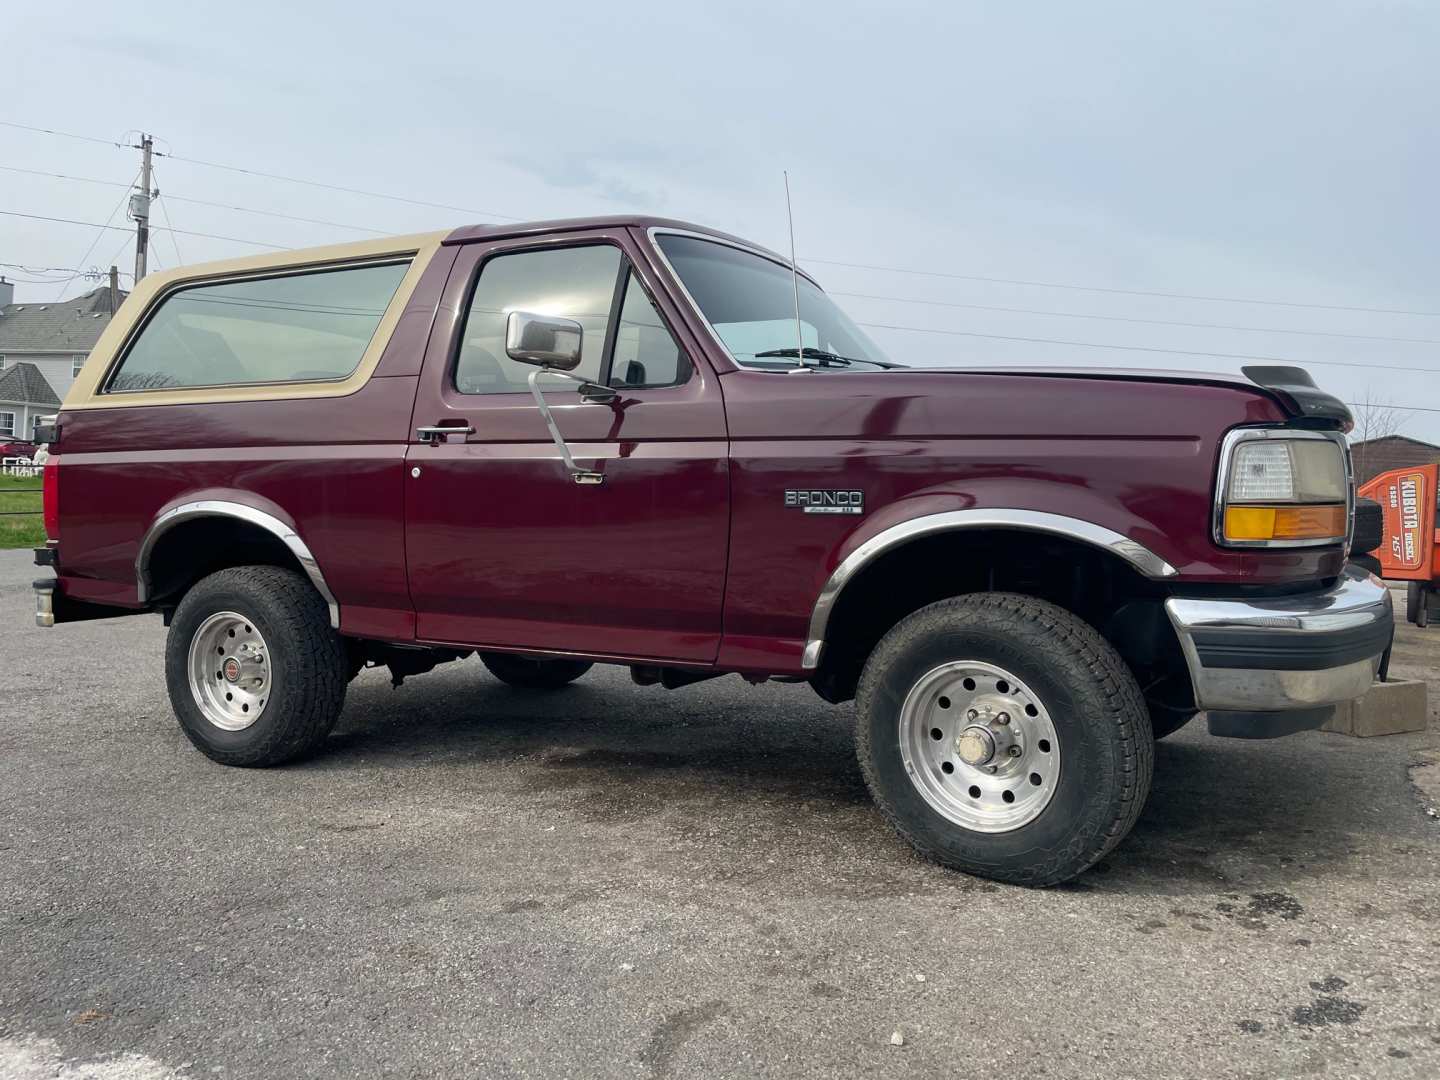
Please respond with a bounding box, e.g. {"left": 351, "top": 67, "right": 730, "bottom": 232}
{"left": 855, "top": 593, "right": 1154, "bottom": 887}
{"left": 1149, "top": 702, "right": 1197, "bottom": 740}
{"left": 165, "top": 565, "right": 348, "bottom": 767}
{"left": 479, "top": 652, "right": 593, "bottom": 690}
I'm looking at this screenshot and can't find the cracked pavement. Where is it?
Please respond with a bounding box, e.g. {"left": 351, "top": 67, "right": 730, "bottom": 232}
{"left": 2, "top": 551, "right": 1438, "bottom": 1078}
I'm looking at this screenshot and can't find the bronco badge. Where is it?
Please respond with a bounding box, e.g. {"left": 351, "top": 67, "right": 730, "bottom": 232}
{"left": 784, "top": 489, "right": 865, "bottom": 515}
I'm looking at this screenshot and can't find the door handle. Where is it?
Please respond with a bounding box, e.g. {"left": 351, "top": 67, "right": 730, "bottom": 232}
{"left": 416, "top": 425, "right": 475, "bottom": 446}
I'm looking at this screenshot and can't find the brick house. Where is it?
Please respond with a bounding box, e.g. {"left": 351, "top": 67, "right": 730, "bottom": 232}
{"left": 0, "top": 277, "right": 128, "bottom": 424}
{"left": 1350, "top": 434, "right": 1440, "bottom": 487}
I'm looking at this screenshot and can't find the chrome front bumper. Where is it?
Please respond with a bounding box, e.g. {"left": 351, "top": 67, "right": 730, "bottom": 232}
{"left": 1164, "top": 565, "right": 1393, "bottom": 717}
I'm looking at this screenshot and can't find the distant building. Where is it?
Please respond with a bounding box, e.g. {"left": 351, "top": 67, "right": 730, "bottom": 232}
{"left": 0, "top": 276, "right": 127, "bottom": 410}
{"left": 0, "top": 361, "right": 60, "bottom": 441}
{"left": 1350, "top": 434, "right": 1440, "bottom": 487}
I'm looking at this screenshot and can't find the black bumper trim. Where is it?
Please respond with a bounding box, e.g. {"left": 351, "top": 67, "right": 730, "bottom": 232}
{"left": 1191, "top": 618, "right": 1394, "bottom": 672}
{"left": 33, "top": 546, "right": 56, "bottom": 567}
{"left": 1207, "top": 707, "right": 1335, "bottom": 739}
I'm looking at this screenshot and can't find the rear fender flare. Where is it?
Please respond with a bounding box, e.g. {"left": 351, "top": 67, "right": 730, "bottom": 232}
{"left": 135, "top": 499, "right": 339, "bottom": 628}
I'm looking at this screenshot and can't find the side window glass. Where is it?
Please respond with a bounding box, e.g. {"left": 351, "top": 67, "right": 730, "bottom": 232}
{"left": 456, "top": 245, "right": 621, "bottom": 395}
{"left": 107, "top": 261, "right": 409, "bottom": 391}
{"left": 610, "top": 272, "right": 689, "bottom": 389}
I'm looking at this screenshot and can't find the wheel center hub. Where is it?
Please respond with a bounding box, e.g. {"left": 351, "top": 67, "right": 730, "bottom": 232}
{"left": 955, "top": 725, "right": 996, "bottom": 766}
{"left": 222, "top": 657, "right": 242, "bottom": 683}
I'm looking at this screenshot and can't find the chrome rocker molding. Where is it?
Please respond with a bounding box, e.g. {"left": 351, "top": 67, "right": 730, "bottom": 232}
{"left": 135, "top": 500, "right": 341, "bottom": 629}
{"left": 802, "top": 509, "right": 1178, "bottom": 669}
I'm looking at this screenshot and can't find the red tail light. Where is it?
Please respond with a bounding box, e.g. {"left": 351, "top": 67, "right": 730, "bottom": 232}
{"left": 42, "top": 461, "right": 59, "bottom": 540}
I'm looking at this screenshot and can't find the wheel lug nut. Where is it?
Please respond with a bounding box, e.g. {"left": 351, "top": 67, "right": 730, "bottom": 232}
{"left": 967, "top": 709, "right": 978, "bottom": 720}
{"left": 1007, "top": 745, "right": 1023, "bottom": 758}
{"left": 997, "top": 713, "right": 1010, "bottom": 725}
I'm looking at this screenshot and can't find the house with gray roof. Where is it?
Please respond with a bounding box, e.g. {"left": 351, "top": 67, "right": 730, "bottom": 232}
{"left": 0, "top": 277, "right": 127, "bottom": 422}
{"left": 0, "top": 360, "right": 60, "bottom": 441}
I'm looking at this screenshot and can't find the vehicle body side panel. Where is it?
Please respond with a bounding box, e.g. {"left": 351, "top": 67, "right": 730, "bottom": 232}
{"left": 716, "top": 369, "right": 1342, "bottom": 669}
{"left": 403, "top": 230, "right": 731, "bottom": 662}
{"left": 48, "top": 246, "right": 457, "bottom": 639}
{"left": 51, "top": 375, "right": 423, "bottom": 639}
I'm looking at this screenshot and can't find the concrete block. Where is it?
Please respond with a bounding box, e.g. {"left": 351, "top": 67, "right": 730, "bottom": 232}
{"left": 1322, "top": 678, "right": 1428, "bottom": 737}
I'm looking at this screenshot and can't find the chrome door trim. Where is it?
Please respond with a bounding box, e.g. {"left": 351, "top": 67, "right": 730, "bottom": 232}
{"left": 135, "top": 500, "right": 340, "bottom": 628}
{"left": 802, "top": 508, "right": 1178, "bottom": 669}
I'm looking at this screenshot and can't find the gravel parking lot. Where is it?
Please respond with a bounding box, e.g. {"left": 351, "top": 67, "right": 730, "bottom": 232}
{"left": 2, "top": 549, "right": 1438, "bottom": 1079}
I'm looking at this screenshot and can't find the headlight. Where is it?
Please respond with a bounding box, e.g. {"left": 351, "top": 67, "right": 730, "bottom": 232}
{"left": 1216, "top": 429, "right": 1351, "bottom": 547}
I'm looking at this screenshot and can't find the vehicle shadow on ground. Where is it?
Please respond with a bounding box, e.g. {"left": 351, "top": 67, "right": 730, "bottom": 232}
{"left": 313, "top": 671, "right": 1414, "bottom": 895}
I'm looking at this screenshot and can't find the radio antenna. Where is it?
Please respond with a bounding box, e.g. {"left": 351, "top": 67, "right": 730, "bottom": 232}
{"left": 783, "top": 171, "right": 808, "bottom": 371}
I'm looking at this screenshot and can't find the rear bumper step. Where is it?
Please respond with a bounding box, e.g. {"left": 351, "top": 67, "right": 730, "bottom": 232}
{"left": 34, "top": 578, "right": 145, "bottom": 627}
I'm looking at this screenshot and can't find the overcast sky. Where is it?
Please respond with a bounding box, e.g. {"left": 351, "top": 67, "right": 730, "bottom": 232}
{"left": 3, "top": 0, "right": 1437, "bottom": 439}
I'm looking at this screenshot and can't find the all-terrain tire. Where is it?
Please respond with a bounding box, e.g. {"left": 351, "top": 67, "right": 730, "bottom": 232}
{"left": 165, "top": 566, "right": 348, "bottom": 767}
{"left": 480, "top": 652, "right": 594, "bottom": 690}
{"left": 855, "top": 592, "right": 1154, "bottom": 887}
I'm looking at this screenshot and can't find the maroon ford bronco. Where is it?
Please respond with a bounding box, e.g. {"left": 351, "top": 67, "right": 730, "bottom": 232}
{"left": 32, "top": 217, "right": 1393, "bottom": 885}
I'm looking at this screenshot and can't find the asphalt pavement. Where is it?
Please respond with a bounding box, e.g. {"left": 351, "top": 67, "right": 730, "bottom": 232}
{"left": 2, "top": 549, "right": 1438, "bottom": 1079}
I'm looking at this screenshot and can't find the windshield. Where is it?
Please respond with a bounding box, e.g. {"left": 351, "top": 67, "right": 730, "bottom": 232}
{"left": 655, "top": 234, "right": 896, "bottom": 370}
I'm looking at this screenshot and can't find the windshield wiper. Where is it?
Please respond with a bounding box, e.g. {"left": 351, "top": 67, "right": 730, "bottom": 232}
{"left": 753, "top": 346, "right": 859, "bottom": 367}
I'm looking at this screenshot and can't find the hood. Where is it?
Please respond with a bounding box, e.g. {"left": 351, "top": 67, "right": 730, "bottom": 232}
{"left": 886, "top": 363, "right": 1352, "bottom": 430}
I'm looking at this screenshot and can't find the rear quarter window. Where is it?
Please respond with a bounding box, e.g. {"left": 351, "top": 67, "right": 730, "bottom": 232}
{"left": 107, "top": 261, "right": 410, "bottom": 392}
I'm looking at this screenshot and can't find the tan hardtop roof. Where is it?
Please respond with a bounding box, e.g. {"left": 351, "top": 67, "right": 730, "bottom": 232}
{"left": 132, "top": 231, "right": 448, "bottom": 293}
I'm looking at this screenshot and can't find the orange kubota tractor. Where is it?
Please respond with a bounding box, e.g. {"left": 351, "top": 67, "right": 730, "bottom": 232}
{"left": 1357, "top": 464, "right": 1440, "bottom": 627}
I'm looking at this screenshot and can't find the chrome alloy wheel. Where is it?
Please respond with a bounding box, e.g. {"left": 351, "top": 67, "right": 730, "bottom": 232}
{"left": 897, "top": 660, "right": 1060, "bottom": 833}
{"left": 186, "top": 611, "right": 272, "bottom": 732}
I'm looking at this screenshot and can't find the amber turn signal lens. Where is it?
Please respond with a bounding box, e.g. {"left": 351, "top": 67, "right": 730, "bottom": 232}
{"left": 1223, "top": 504, "right": 1346, "bottom": 542}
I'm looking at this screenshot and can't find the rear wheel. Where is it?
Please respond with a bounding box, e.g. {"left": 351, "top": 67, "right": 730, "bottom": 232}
{"left": 480, "top": 652, "right": 593, "bottom": 690}
{"left": 165, "top": 566, "right": 347, "bottom": 767}
{"left": 855, "top": 593, "right": 1153, "bottom": 887}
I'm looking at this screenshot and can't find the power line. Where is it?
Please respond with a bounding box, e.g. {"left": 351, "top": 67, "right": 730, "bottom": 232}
{"left": 57, "top": 168, "right": 141, "bottom": 300}
{"left": 151, "top": 166, "right": 184, "bottom": 266}
{"left": 834, "top": 291, "right": 1440, "bottom": 347}
{"left": 156, "top": 194, "right": 184, "bottom": 265}
{"left": 0, "top": 120, "right": 123, "bottom": 147}
{"left": 857, "top": 322, "right": 1440, "bottom": 376}
{"left": 0, "top": 164, "right": 129, "bottom": 188}
{"left": 7, "top": 120, "right": 1440, "bottom": 322}
{"left": 162, "top": 193, "right": 386, "bottom": 234}
{"left": 0, "top": 272, "right": 76, "bottom": 284}
{"left": 1346, "top": 401, "right": 1440, "bottom": 415}
{"left": 811, "top": 258, "right": 1440, "bottom": 319}
{"left": 0, "top": 162, "right": 388, "bottom": 235}
{"left": 0, "top": 262, "right": 130, "bottom": 276}
{"left": 0, "top": 209, "right": 290, "bottom": 250}
{"left": 156, "top": 150, "right": 526, "bottom": 222}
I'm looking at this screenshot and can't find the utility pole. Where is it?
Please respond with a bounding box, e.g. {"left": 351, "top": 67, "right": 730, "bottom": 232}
{"left": 108, "top": 266, "right": 120, "bottom": 314}
{"left": 129, "top": 133, "right": 155, "bottom": 283}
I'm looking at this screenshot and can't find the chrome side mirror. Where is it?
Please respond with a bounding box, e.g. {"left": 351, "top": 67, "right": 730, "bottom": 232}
{"left": 505, "top": 310, "right": 584, "bottom": 371}
{"left": 505, "top": 310, "right": 613, "bottom": 485}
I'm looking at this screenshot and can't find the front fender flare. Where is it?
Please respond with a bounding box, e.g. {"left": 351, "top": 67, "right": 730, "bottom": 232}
{"left": 802, "top": 508, "right": 1178, "bottom": 669}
